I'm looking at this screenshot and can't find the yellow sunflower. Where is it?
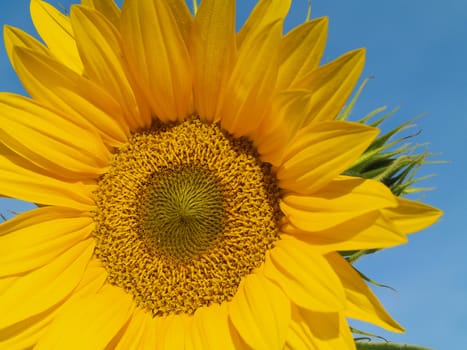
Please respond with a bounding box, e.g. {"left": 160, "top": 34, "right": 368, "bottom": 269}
{"left": 0, "top": 0, "right": 441, "bottom": 349}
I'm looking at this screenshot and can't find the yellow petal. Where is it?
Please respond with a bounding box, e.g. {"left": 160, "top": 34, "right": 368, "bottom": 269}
{"left": 278, "top": 121, "right": 378, "bottom": 194}
{"left": 0, "top": 93, "right": 111, "bottom": 177}
{"left": 381, "top": 197, "right": 442, "bottom": 234}
{"left": 0, "top": 276, "right": 18, "bottom": 296}
{"left": 280, "top": 176, "right": 397, "bottom": 231}
{"left": 284, "top": 316, "right": 318, "bottom": 350}
{"left": 254, "top": 90, "right": 312, "bottom": 166}
{"left": 113, "top": 308, "right": 154, "bottom": 350}
{"left": 293, "top": 49, "right": 365, "bottom": 124}
{"left": 264, "top": 239, "right": 345, "bottom": 312}
{"left": 133, "top": 311, "right": 158, "bottom": 349}
{"left": 0, "top": 239, "right": 94, "bottom": 329}
{"left": 0, "top": 207, "right": 93, "bottom": 276}
{"left": 166, "top": 0, "right": 193, "bottom": 44}
{"left": 10, "top": 47, "right": 129, "bottom": 147}
{"left": 228, "top": 273, "right": 290, "bottom": 350}
{"left": 237, "top": 0, "right": 291, "bottom": 47}
{"left": 284, "top": 212, "right": 407, "bottom": 251}
{"left": 287, "top": 305, "right": 356, "bottom": 350}
{"left": 0, "top": 258, "right": 107, "bottom": 350}
{"left": 153, "top": 314, "right": 192, "bottom": 350}
{"left": 70, "top": 259, "right": 108, "bottom": 298}
{"left": 220, "top": 20, "right": 282, "bottom": 137}
{"left": 0, "top": 304, "right": 53, "bottom": 350}
{"left": 190, "top": 0, "right": 236, "bottom": 122}
{"left": 327, "top": 252, "right": 404, "bottom": 333}
{"left": 81, "top": 0, "right": 121, "bottom": 28}
{"left": 4, "top": 25, "right": 49, "bottom": 65}
{"left": 190, "top": 303, "right": 236, "bottom": 350}
{"left": 35, "top": 283, "right": 134, "bottom": 349}
{"left": 30, "top": 0, "right": 83, "bottom": 73}
{"left": 71, "top": 5, "right": 151, "bottom": 130}
{"left": 0, "top": 151, "right": 96, "bottom": 210}
{"left": 276, "top": 17, "right": 328, "bottom": 91}
{"left": 121, "top": 0, "right": 192, "bottom": 122}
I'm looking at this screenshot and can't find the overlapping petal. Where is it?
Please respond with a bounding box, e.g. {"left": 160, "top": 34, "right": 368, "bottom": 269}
{"left": 81, "top": 0, "right": 121, "bottom": 28}
{"left": 228, "top": 273, "right": 290, "bottom": 350}
{"left": 285, "top": 305, "right": 355, "bottom": 350}
{"left": 0, "top": 152, "right": 96, "bottom": 210}
{"left": 292, "top": 49, "right": 365, "bottom": 124}
{"left": 166, "top": 0, "right": 193, "bottom": 44}
{"left": 381, "top": 197, "right": 442, "bottom": 234}
{"left": 237, "top": 0, "right": 291, "bottom": 47}
{"left": 253, "top": 90, "right": 312, "bottom": 166}
{"left": 0, "top": 305, "right": 55, "bottom": 350}
{"left": 121, "top": 0, "right": 192, "bottom": 121}
{"left": 0, "top": 93, "right": 112, "bottom": 177}
{"left": 35, "top": 284, "right": 134, "bottom": 349}
{"left": 326, "top": 252, "right": 404, "bottom": 332}
{"left": 0, "top": 206, "right": 93, "bottom": 276}
{"left": 0, "top": 260, "right": 107, "bottom": 350}
{"left": 8, "top": 47, "right": 129, "bottom": 147}
{"left": 276, "top": 17, "right": 328, "bottom": 91}
{"left": 280, "top": 176, "right": 397, "bottom": 231}
{"left": 190, "top": 0, "right": 236, "bottom": 122}
{"left": 278, "top": 121, "right": 379, "bottom": 194}
{"left": 153, "top": 314, "right": 192, "bottom": 350}
{"left": 4, "top": 26, "right": 49, "bottom": 63}
{"left": 113, "top": 308, "right": 157, "bottom": 350}
{"left": 30, "top": 0, "right": 83, "bottom": 72}
{"left": 0, "top": 239, "right": 94, "bottom": 329}
{"left": 190, "top": 303, "right": 236, "bottom": 350}
{"left": 283, "top": 212, "right": 407, "bottom": 252}
{"left": 71, "top": 5, "right": 150, "bottom": 129}
{"left": 264, "top": 239, "right": 345, "bottom": 311}
{"left": 220, "top": 20, "right": 282, "bottom": 137}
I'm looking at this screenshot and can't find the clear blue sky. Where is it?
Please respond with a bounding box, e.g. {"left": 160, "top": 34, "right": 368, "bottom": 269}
{"left": 1, "top": 1, "right": 465, "bottom": 349}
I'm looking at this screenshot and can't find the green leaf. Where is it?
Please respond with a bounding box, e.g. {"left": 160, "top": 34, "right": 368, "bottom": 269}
{"left": 356, "top": 342, "right": 432, "bottom": 350}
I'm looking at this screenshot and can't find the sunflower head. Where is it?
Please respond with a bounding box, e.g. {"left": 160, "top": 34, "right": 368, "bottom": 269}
{"left": 0, "top": 0, "right": 441, "bottom": 349}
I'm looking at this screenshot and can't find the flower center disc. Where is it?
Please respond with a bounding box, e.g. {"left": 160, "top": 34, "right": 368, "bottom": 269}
{"left": 93, "top": 118, "right": 282, "bottom": 316}
{"left": 141, "top": 166, "right": 224, "bottom": 260}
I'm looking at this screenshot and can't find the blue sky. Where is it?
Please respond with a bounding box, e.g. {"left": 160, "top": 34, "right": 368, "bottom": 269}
{"left": 0, "top": 1, "right": 465, "bottom": 349}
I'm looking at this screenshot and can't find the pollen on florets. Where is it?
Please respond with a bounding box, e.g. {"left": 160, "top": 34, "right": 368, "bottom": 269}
{"left": 93, "top": 118, "right": 282, "bottom": 316}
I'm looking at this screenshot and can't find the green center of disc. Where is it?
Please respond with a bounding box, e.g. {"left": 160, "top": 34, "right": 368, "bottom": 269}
{"left": 140, "top": 166, "right": 224, "bottom": 259}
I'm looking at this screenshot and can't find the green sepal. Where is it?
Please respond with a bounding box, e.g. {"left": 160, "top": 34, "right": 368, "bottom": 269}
{"left": 341, "top": 248, "right": 378, "bottom": 264}
{"left": 341, "top": 79, "right": 441, "bottom": 347}
{"left": 365, "top": 114, "right": 419, "bottom": 152}
{"left": 356, "top": 342, "right": 432, "bottom": 350}
{"left": 351, "top": 327, "right": 388, "bottom": 342}
{"left": 306, "top": 0, "right": 312, "bottom": 21}
{"left": 340, "top": 77, "right": 440, "bottom": 196}
{"left": 338, "top": 77, "right": 374, "bottom": 121}
{"left": 355, "top": 267, "right": 397, "bottom": 292}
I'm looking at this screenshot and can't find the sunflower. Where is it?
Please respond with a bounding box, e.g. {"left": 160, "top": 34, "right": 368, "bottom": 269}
{"left": 0, "top": 0, "right": 441, "bottom": 349}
